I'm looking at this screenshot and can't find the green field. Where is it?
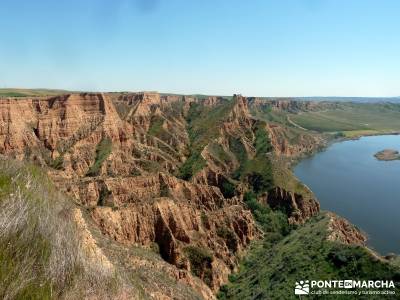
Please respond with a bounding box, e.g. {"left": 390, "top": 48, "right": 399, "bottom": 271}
{"left": 0, "top": 88, "right": 72, "bottom": 98}
{"left": 289, "top": 103, "right": 400, "bottom": 136}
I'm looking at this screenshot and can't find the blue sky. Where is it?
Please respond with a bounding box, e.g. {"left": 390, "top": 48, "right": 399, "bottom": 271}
{"left": 0, "top": 0, "right": 399, "bottom": 96}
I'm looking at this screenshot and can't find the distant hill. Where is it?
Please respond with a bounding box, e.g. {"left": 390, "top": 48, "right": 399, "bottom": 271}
{"left": 2, "top": 88, "right": 398, "bottom": 103}
{"left": 292, "top": 96, "right": 400, "bottom": 103}
{"left": 0, "top": 88, "right": 74, "bottom": 98}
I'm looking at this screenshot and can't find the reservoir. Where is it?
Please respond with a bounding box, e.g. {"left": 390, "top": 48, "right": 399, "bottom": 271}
{"left": 294, "top": 135, "right": 400, "bottom": 255}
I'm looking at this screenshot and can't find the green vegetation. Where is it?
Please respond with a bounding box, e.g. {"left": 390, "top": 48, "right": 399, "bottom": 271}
{"left": 289, "top": 103, "right": 400, "bottom": 136}
{"left": 177, "top": 99, "right": 235, "bottom": 180}
{"left": 219, "top": 178, "right": 236, "bottom": 198}
{"left": 271, "top": 158, "right": 315, "bottom": 197}
{"left": 0, "top": 174, "right": 12, "bottom": 198}
{"left": 177, "top": 98, "right": 274, "bottom": 190}
{"left": 209, "top": 143, "right": 232, "bottom": 165}
{"left": 0, "top": 159, "right": 120, "bottom": 299}
{"left": 148, "top": 116, "right": 165, "bottom": 137}
{"left": 177, "top": 152, "right": 206, "bottom": 180}
{"left": 229, "top": 137, "right": 248, "bottom": 168}
{"left": 98, "top": 186, "right": 112, "bottom": 206}
{"left": 200, "top": 211, "right": 209, "bottom": 227}
{"left": 218, "top": 213, "right": 400, "bottom": 300}
{"left": 231, "top": 121, "right": 274, "bottom": 194}
{"left": 214, "top": 101, "right": 400, "bottom": 299}
{"left": 186, "top": 100, "right": 235, "bottom": 148}
{"left": 217, "top": 226, "right": 239, "bottom": 252}
{"left": 184, "top": 246, "right": 213, "bottom": 286}
{"left": 113, "top": 101, "right": 132, "bottom": 120}
{"left": 49, "top": 155, "right": 64, "bottom": 170}
{"left": 251, "top": 106, "right": 290, "bottom": 126}
{"left": 254, "top": 122, "right": 273, "bottom": 154}
{"left": 86, "top": 137, "right": 112, "bottom": 176}
{"left": 0, "top": 88, "right": 70, "bottom": 98}
{"left": 243, "top": 191, "right": 291, "bottom": 238}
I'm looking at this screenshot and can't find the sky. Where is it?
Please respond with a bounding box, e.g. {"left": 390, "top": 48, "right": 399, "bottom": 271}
{"left": 0, "top": 0, "right": 399, "bottom": 97}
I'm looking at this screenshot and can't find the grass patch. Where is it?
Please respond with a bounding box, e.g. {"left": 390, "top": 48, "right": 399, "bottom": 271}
{"left": 218, "top": 213, "right": 400, "bottom": 299}
{"left": 231, "top": 121, "right": 274, "bottom": 194}
{"left": 217, "top": 226, "right": 239, "bottom": 252}
{"left": 243, "top": 191, "right": 291, "bottom": 237}
{"left": 184, "top": 246, "right": 213, "bottom": 286}
{"left": 86, "top": 137, "right": 112, "bottom": 177}
{"left": 0, "top": 88, "right": 69, "bottom": 98}
{"left": 0, "top": 174, "right": 12, "bottom": 198}
{"left": 254, "top": 122, "right": 273, "bottom": 154}
{"left": 209, "top": 143, "right": 231, "bottom": 165}
{"left": 49, "top": 155, "right": 64, "bottom": 170}
{"left": 0, "top": 159, "right": 124, "bottom": 299}
{"left": 229, "top": 137, "right": 248, "bottom": 168}
{"left": 177, "top": 152, "right": 206, "bottom": 180}
{"left": 342, "top": 129, "right": 381, "bottom": 138}
{"left": 219, "top": 178, "right": 236, "bottom": 198}
{"left": 148, "top": 116, "right": 165, "bottom": 137}
{"left": 0, "top": 159, "right": 122, "bottom": 299}
{"left": 177, "top": 98, "right": 235, "bottom": 179}
{"left": 290, "top": 103, "right": 400, "bottom": 133}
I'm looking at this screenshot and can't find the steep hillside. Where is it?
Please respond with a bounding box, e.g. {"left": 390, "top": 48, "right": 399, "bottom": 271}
{"left": 0, "top": 157, "right": 222, "bottom": 299}
{"left": 1, "top": 92, "right": 397, "bottom": 299}
{"left": 218, "top": 212, "right": 400, "bottom": 300}
{"left": 0, "top": 158, "right": 123, "bottom": 299}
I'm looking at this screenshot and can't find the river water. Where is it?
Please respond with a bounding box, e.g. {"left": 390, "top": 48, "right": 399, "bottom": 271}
{"left": 294, "top": 135, "right": 400, "bottom": 255}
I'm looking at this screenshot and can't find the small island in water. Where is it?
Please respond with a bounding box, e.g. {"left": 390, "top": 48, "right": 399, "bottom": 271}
{"left": 374, "top": 149, "right": 400, "bottom": 161}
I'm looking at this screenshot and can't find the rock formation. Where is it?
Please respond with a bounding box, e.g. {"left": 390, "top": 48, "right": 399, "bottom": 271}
{"left": 326, "top": 212, "right": 367, "bottom": 246}
{"left": 374, "top": 149, "right": 400, "bottom": 161}
{"left": 0, "top": 92, "right": 322, "bottom": 298}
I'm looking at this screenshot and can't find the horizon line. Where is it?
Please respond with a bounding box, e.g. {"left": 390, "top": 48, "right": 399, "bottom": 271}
{"left": 1, "top": 87, "right": 399, "bottom": 99}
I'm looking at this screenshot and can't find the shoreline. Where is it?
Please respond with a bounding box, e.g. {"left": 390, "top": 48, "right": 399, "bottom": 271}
{"left": 288, "top": 132, "right": 400, "bottom": 256}
{"left": 287, "top": 131, "right": 400, "bottom": 170}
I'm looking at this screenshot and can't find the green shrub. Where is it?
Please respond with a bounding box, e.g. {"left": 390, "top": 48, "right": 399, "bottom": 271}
{"left": 220, "top": 179, "right": 236, "bottom": 198}
{"left": 243, "top": 192, "right": 290, "bottom": 236}
{"left": 147, "top": 116, "right": 164, "bottom": 136}
{"left": 184, "top": 246, "right": 213, "bottom": 286}
{"left": 86, "top": 137, "right": 112, "bottom": 176}
{"left": 98, "top": 186, "right": 112, "bottom": 206}
{"left": 0, "top": 159, "right": 121, "bottom": 299}
{"left": 200, "top": 211, "right": 209, "bottom": 228}
{"left": 178, "top": 98, "right": 235, "bottom": 180}
{"left": 0, "top": 174, "right": 12, "bottom": 197}
{"left": 177, "top": 152, "right": 206, "bottom": 180}
{"left": 247, "top": 171, "right": 273, "bottom": 194}
{"left": 217, "top": 226, "right": 238, "bottom": 252}
{"left": 229, "top": 122, "right": 274, "bottom": 193}
{"left": 49, "top": 155, "right": 64, "bottom": 170}
{"left": 218, "top": 213, "right": 400, "bottom": 299}
{"left": 254, "top": 122, "right": 272, "bottom": 154}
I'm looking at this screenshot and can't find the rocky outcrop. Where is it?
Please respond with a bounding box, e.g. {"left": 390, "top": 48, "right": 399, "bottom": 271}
{"left": 261, "top": 186, "right": 320, "bottom": 224}
{"left": 71, "top": 208, "right": 114, "bottom": 273}
{"left": 91, "top": 198, "right": 259, "bottom": 291}
{"left": 61, "top": 171, "right": 260, "bottom": 291}
{"left": 64, "top": 172, "right": 226, "bottom": 208}
{"left": 192, "top": 95, "right": 256, "bottom": 186}
{"left": 326, "top": 213, "right": 367, "bottom": 246}
{"left": 248, "top": 98, "right": 338, "bottom": 113}
{"left": 374, "top": 149, "right": 400, "bottom": 161}
{"left": 0, "top": 98, "right": 41, "bottom": 158}
{"left": 0, "top": 92, "right": 326, "bottom": 297}
{"left": 266, "top": 123, "right": 325, "bottom": 156}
